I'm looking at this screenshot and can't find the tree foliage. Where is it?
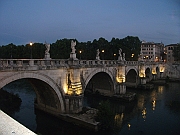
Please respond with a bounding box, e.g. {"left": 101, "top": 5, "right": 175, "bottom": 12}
{"left": 0, "top": 36, "right": 141, "bottom": 60}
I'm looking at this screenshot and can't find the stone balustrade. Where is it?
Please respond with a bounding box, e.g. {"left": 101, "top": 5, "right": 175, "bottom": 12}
{"left": 0, "top": 59, "right": 119, "bottom": 70}
{"left": 125, "top": 61, "right": 139, "bottom": 65}
{"left": 0, "top": 59, "right": 164, "bottom": 71}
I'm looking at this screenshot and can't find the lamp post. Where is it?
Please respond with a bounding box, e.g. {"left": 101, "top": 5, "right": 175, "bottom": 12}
{"left": 79, "top": 50, "right": 82, "bottom": 60}
{"left": 30, "top": 42, "right": 33, "bottom": 59}
{"left": 131, "top": 53, "right": 134, "bottom": 61}
{"left": 102, "top": 50, "right": 104, "bottom": 60}
{"left": 114, "top": 53, "right": 116, "bottom": 60}
{"left": 155, "top": 56, "right": 158, "bottom": 62}
{"left": 11, "top": 45, "right": 12, "bottom": 59}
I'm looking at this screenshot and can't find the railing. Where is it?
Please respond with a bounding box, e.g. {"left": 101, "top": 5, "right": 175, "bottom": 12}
{"left": 75, "top": 60, "right": 119, "bottom": 66}
{"left": 0, "top": 59, "right": 163, "bottom": 71}
{"left": 0, "top": 59, "right": 68, "bottom": 70}
{"left": 125, "top": 61, "right": 139, "bottom": 65}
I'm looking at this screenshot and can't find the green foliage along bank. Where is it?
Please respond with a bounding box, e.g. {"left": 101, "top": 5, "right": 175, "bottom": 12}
{"left": 0, "top": 36, "right": 141, "bottom": 60}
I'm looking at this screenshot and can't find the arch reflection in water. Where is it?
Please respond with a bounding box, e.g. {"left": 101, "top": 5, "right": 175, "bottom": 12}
{"left": 142, "top": 107, "right": 147, "bottom": 121}
{"left": 158, "top": 86, "right": 164, "bottom": 94}
{"left": 152, "top": 100, "right": 156, "bottom": 110}
{"left": 114, "top": 113, "right": 124, "bottom": 128}
{"left": 150, "top": 90, "right": 157, "bottom": 111}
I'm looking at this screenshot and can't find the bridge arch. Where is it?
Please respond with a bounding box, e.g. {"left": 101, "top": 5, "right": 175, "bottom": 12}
{"left": 0, "top": 71, "right": 65, "bottom": 113}
{"left": 126, "top": 69, "right": 138, "bottom": 83}
{"left": 156, "top": 66, "right": 160, "bottom": 78}
{"left": 145, "top": 67, "right": 152, "bottom": 82}
{"left": 126, "top": 67, "right": 138, "bottom": 76}
{"left": 84, "top": 68, "right": 115, "bottom": 92}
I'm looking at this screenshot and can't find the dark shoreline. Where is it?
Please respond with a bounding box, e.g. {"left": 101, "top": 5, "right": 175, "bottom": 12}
{"left": 0, "top": 89, "right": 22, "bottom": 115}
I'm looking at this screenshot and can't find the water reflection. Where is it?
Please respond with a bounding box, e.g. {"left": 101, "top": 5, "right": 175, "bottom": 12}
{"left": 142, "top": 107, "right": 147, "bottom": 120}
{"left": 137, "top": 94, "right": 145, "bottom": 110}
{"left": 152, "top": 100, "right": 156, "bottom": 110}
{"left": 114, "top": 113, "right": 124, "bottom": 128}
{"left": 150, "top": 90, "right": 157, "bottom": 111}
{"left": 127, "top": 123, "right": 131, "bottom": 130}
{"left": 1, "top": 80, "right": 180, "bottom": 135}
{"left": 158, "top": 86, "right": 164, "bottom": 94}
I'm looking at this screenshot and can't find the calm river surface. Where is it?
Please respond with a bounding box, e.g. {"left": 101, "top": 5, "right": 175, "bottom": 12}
{"left": 2, "top": 79, "right": 180, "bottom": 135}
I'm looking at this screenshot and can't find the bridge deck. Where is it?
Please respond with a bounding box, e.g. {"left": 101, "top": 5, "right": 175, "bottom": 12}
{"left": 0, "top": 110, "right": 36, "bottom": 135}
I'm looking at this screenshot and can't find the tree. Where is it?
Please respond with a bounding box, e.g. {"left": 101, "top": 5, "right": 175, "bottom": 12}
{"left": 31, "top": 43, "right": 45, "bottom": 59}
{"left": 119, "top": 36, "right": 141, "bottom": 61}
{"left": 50, "top": 38, "right": 71, "bottom": 59}
{"left": 0, "top": 36, "right": 142, "bottom": 60}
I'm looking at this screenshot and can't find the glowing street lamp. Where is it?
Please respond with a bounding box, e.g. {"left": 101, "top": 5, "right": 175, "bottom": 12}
{"left": 102, "top": 50, "right": 104, "bottom": 60}
{"left": 131, "top": 53, "right": 134, "bottom": 61}
{"left": 79, "top": 50, "right": 82, "bottom": 60}
{"left": 30, "top": 42, "right": 33, "bottom": 59}
{"left": 155, "top": 56, "right": 159, "bottom": 62}
{"left": 114, "top": 53, "right": 116, "bottom": 60}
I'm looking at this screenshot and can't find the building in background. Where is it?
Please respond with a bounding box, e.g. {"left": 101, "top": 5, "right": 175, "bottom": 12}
{"left": 164, "top": 44, "right": 179, "bottom": 63}
{"left": 140, "top": 41, "right": 164, "bottom": 62}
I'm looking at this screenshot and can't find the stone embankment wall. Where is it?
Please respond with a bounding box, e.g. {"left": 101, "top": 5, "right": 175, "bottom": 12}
{"left": 0, "top": 110, "right": 36, "bottom": 135}
{"left": 165, "top": 63, "right": 180, "bottom": 79}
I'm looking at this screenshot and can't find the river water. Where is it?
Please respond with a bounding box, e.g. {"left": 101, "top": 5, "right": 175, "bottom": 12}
{"left": 2, "top": 79, "right": 180, "bottom": 135}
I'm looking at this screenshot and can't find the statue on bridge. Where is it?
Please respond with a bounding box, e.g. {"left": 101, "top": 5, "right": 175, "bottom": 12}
{"left": 96, "top": 49, "right": 100, "bottom": 60}
{"left": 44, "top": 42, "right": 51, "bottom": 59}
{"left": 71, "top": 40, "right": 76, "bottom": 54}
{"left": 123, "top": 53, "right": 126, "bottom": 61}
{"left": 138, "top": 53, "right": 143, "bottom": 61}
{"left": 69, "top": 40, "right": 78, "bottom": 60}
{"left": 45, "top": 42, "right": 50, "bottom": 54}
{"left": 118, "top": 48, "right": 122, "bottom": 61}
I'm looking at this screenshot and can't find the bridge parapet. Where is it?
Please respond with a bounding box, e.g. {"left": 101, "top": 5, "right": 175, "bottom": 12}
{"left": 0, "top": 59, "right": 123, "bottom": 71}
{"left": 0, "top": 59, "right": 165, "bottom": 72}
{"left": 124, "top": 61, "right": 165, "bottom": 66}
{"left": 125, "top": 61, "right": 139, "bottom": 65}
{"left": 70, "top": 60, "right": 120, "bottom": 67}
{"left": 0, "top": 59, "right": 69, "bottom": 71}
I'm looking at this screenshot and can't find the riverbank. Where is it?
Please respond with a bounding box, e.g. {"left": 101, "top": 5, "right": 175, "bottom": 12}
{"left": 0, "top": 110, "right": 36, "bottom": 135}
{"left": 137, "top": 83, "right": 154, "bottom": 90}
{"left": 85, "top": 90, "right": 136, "bottom": 102}
{"left": 60, "top": 108, "right": 99, "bottom": 131}
{"left": 151, "top": 78, "right": 180, "bottom": 85}
{"left": 34, "top": 105, "right": 100, "bottom": 132}
{"left": 0, "top": 89, "right": 22, "bottom": 115}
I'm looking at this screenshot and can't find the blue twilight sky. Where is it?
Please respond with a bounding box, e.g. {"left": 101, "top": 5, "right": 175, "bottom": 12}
{"left": 0, "top": 0, "right": 180, "bottom": 45}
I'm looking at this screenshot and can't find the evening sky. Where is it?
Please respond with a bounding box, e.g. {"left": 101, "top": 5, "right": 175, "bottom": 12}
{"left": 0, "top": 0, "right": 180, "bottom": 45}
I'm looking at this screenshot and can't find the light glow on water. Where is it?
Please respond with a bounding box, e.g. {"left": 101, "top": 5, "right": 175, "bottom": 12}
{"left": 2, "top": 80, "right": 180, "bottom": 135}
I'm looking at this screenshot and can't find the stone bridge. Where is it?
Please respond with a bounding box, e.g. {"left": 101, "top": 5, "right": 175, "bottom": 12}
{"left": 0, "top": 59, "right": 165, "bottom": 115}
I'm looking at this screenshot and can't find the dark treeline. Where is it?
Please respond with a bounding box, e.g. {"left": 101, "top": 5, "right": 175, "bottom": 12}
{"left": 0, "top": 36, "right": 141, "bottom": 60}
